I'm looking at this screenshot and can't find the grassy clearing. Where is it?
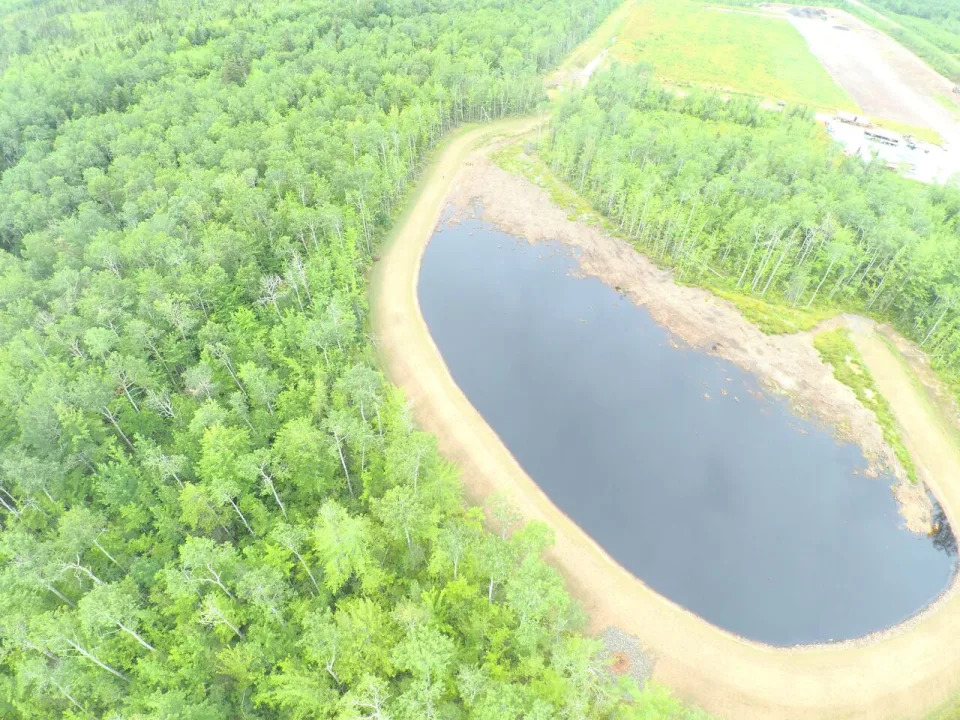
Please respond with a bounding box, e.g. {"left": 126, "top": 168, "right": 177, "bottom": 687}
{"left": 927, "top": 694, "right": 960, "bottom": 720}
{"left": 608, "top": 0, "right": 857, "bottom": 111}
{"left": 711, "top": 289, "right": 835, "bottom": 334}
{"left": 869, "top": 117, "right": 944, "bottom": 146}
{"left": 935, "top": 94, "right": 960, "bottom": 119}
{"left": 814, "top": 329, "right": 917, "bottom": 482}
{"left": 877, "top": 333, "right": 960, "bottom": 457}
{"left": 495, "top": 142, "right": 838, "bottom": 334}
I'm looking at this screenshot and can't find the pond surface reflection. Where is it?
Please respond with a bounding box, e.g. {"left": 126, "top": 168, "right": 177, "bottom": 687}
{"left": 418, "top": 217, "right": 957, "bottom": 646}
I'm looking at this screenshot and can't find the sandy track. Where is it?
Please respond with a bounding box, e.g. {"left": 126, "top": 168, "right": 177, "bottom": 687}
{"left": 774, "top": 4, "right": 960, "bottom": 140}
{"left": 852, "top": 330, "right": 960, "bottom": 525}
{"left": 371, "top": 121, "right": 960, "bottom": 718}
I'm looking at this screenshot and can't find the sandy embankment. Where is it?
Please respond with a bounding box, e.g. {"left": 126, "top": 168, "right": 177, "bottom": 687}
{"left": 372, "top": 119, "right": 960, "bottom": 719}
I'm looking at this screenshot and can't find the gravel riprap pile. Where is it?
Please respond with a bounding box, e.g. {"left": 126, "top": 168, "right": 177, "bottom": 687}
{"left": 602, "top": 625, "right": 654, "bottom": 687}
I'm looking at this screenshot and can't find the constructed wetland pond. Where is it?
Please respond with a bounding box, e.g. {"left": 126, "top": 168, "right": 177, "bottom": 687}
{"left": 419, "top": 215, "right": 957, "bottom": 647}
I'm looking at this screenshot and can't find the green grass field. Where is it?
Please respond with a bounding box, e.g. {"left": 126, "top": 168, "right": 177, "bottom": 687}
{"left": 935, "top": 93, "right": 960, "bottom": 119}
{"left": 867, "top": 117, "right": 944, "bottom": 146}
{"left": 609, "top": 0, "right": 857, "bottom": 111}
{"left": 928, "top": 693, "right": 960, "bottom": 720}
{"left": 814, "top": 329, "right": 917, "bottom": 483}
{"left": 711, "top": 289, "right": 836, "bottom": 335}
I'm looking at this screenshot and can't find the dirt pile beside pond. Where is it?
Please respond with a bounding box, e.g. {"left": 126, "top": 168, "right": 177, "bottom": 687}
{"left": 446, "top": 149, "right": 933, "bottom": 531}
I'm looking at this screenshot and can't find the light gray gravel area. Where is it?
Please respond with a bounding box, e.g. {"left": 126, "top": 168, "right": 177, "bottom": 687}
{"left": 602, "top": 625, "right": 654, "bottom": 687}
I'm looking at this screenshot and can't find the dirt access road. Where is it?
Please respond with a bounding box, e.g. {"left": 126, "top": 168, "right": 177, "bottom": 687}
{"left": 371, "top": 116, "right": 960, "bottom": 718}
{"left": 775, "top": 3, "right": 960, "bottom": 181}
{"left": 703, "top": 3, "right": 960, "bottom": 182}
{"left": 773, "top": 3, "right": 958, "bottom": 134}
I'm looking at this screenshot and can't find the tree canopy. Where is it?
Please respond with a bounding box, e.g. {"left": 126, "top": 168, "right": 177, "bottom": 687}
{"left": 0, "top": 1, "right": 704, "bottom": 718}
{"left": 544, "top": 67, "right": 960, "bottom": 397}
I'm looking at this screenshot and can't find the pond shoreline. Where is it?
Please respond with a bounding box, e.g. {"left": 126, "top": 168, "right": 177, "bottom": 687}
{"left": 449, "top": 147, "right": 943, "bottom": 533}
{"left": 371, "top": 118, "right": 960, "bottom": 719}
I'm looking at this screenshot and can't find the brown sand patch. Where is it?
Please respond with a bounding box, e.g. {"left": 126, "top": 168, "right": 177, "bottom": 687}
{"left": 610, "top": 652, "right": 631, "bottom": 675}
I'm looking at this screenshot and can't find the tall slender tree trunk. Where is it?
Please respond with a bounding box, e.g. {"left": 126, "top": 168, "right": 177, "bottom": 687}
{"left": 293, "top": 550, "right": 321, "bottom": 595}
{"left": 261, "top": 471, "right": 286, "bottom": 519}
{"left": 63, "top": 637, "right": 129, "bottom": 682}
{"left": 227, "top": 498, "right": 255, "bottom": 536}
{"left": 45, "top": 583, "right": 75, "bottom": 607}
{"left": 118, "top": 623, "right": 155, "bottom": 651}
{"left": 102, "top": 409, "right": 135, "bottom": 452}
{"left": 334, "top": 434, "right": 353, "bottom": 496}
{"left": 806, "top": 258, "right": 837, "bottom": 308}
{"left": 92, "top": 540, "right": 122, "bottom": 569}
{"left": 922, "top": 305, "right": 950, "bottom": 347}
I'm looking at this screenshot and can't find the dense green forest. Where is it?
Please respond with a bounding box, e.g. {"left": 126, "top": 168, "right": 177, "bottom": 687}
{"left": 0, "top": 1, "right": 707, "bottom": 717}
{"left": 543, "top": 68, "right": 960, "bottom": 398}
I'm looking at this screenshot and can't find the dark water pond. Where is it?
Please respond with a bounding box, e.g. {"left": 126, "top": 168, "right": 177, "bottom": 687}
{"left": 418, "top": 216, "right": 957, "bottom": 646}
